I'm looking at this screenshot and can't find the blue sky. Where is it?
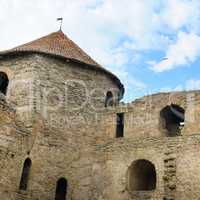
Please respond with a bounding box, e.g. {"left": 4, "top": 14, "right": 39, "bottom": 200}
{"left": 0, "top": 0, "right": 200, "bottom": 102}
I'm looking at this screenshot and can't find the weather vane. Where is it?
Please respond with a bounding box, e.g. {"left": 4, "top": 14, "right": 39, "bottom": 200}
{"left": 57, "top": 17, "right": 63, "bottom": 31}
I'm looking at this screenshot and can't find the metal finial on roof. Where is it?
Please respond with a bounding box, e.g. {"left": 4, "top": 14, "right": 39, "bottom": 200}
{"left": 57, "top": 18, "right": 63, "bottom": 31}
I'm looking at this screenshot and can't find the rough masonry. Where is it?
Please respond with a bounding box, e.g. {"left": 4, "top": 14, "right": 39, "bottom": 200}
{"left": 0, "top": 30, "right": 199, "bottom": 200}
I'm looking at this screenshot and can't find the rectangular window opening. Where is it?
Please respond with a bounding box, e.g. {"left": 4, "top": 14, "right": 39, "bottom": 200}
{"left": 116, "top": 113, "right": 124, "bottom": 138}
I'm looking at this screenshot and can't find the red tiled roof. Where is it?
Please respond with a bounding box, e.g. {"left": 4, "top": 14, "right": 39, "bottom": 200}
{"left": 0, "top": 31, "right": 124, "bottom": 94}
{"left": 4, "top": 30, "right": 100, "bottom": 66}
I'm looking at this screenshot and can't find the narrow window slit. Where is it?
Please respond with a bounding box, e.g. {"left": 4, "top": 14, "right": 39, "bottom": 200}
{"left": 116, "top": 113, "right": 124, "bottom": 138}
{"left": 0, "top": 72, "right": 9, "bottom": 95}
{"left": 19, "top": 158, "right": 32, "bottom": 190}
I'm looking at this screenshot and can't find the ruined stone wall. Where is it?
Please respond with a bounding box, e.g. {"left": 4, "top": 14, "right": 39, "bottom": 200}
{"left": 94, "top": 90, "right": 200, "bottom": 200}
{"left": 0, "top": 53, "right": 200, "bottom": 200}
{"left": 93, "top": 135, "right": 200, "bottom": 200}
{"left": 118, "top": 91, "right": 200, "bottom": 140}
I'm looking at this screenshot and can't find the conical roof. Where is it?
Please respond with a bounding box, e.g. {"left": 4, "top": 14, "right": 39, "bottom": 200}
{"left": 0, "top": 31, "right": 124, "bottom": 94}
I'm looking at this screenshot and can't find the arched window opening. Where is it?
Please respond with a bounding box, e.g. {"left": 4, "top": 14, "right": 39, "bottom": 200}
{"left": 55, "top": 178, "right": 68, "bottom": 200}
{"left": 160, "top": 104, "right": 185, "bottom": 136}
{"left": 19, "top": 158, "right": 32, "bottom": 190}
{"left": 128, "top": 159, "right": 156, "bottom": 191}
{"left": 0, "top": 72, "right": 9, "bottom": 95}
{"left": 105, "top": 91, "right": 114, "bottom": 107}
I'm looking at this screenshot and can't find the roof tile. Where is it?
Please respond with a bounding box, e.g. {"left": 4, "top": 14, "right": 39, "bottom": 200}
{"left": 9, "top": 30, "right": 100, "bottom": 67}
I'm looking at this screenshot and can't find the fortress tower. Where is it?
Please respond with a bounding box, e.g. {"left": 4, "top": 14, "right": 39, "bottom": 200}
{"left": 0, "top": 31, "right": 199, "bottom": 200}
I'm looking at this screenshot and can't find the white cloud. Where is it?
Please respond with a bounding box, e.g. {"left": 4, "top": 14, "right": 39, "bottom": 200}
{"left": 160, "top": 0, "right": 199, "bottom": 31}
{"left": 153, "top": 79, "right": 200, "bottom": 93}
{"left": 150, "top": 32, "right": 200, "bottom": 72}
{"left": 0, "top": 0, "right": 150, "bottom": 100}
{"left": 1, "top": 0, "right": 200, "bottom": 100}
{"left": 186, "top": 79, "right": 200, "bottom": 90}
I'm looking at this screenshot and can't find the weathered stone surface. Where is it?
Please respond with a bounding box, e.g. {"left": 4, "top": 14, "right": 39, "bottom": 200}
{"left": 0, "top": 53, "right": 199, "bottom": 200}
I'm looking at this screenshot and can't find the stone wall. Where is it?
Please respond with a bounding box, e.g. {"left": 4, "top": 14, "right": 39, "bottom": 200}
{"left": 0, "top": 53, "right": 200, "bottom": 200}
{"left": 94, "top": 135, "right": 200, "bottom": 200}
{"left": 0, "top": 94, "right": 29, "bottom": 200}
{"left": 115, "top": 91, "right": 200, "bottom": 140}
{"left": 95, "top": 90, "right": 200, "bottom": 200}
{"left": 0, "top": 54, "right": 121, "bottom": 200}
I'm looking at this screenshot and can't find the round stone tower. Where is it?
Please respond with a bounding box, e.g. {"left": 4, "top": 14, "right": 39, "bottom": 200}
{"left": 0, "top": 31, "right": 124, "bottom": 200}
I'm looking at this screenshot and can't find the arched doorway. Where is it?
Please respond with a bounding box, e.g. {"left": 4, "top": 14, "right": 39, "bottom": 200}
{"left": 128, "top": 159, "right": 156, "bottom": 191}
